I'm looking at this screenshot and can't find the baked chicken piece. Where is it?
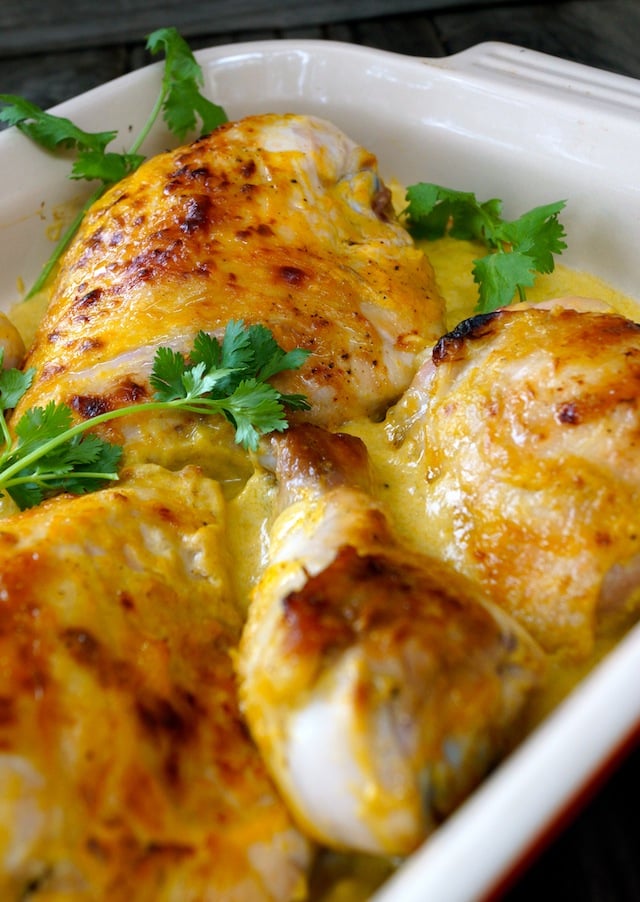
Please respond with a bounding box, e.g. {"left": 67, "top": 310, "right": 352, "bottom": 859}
{"left": 13, "top": 113, "right": 443, "bottom": 483}
{"left": 0, "top": 464, "right": 311, "bottom": 900}
{"left": 386, "top": 302, "right": 640, "bottom": 657}
{"left": 237, "top": 423, "right": 545, "bottom": 857}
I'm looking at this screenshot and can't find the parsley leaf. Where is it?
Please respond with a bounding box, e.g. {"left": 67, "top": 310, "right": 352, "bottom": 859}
{"left": 0, "top": 322, "right": 310, "bottom": 510}
{"left": 224, "top": 380, "right": 290, "bottom": 451}
{"left": 70, "top": 149, "right": 146, "bottom": 184}
{"left": 0, "top": 351, "right": 35, "bottom": 451}
{"left": 149, "top": 321, "right": 311, "bottom": 439}
{"left": 0, "top": 28, "right": 228, "bottom": 300}
{"left": 0, "top": 400, "right": 122, "bottom": 510}
{"left": 146, "top": 27, "right": 227, "bottom": 140}
{"left": 404, "top": 183, "right": 567, "bottom": 312}
{"left": 0, "top": 95, "right": 117, "bottom": 153}
{"left": 0, "top": 355, "right": 34, "bottom": 413}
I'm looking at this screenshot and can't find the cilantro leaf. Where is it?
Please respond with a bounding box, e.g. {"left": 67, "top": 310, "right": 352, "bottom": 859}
{"left": 219, "top": 319, "right": 255, "bottom": 374}
{"left": 405, "top": 182, "right": 567, "bottom": 313}
{"left": 0, "top": 399, "right": 123, "bottom": 509}
{"left": 71, "top": 150, "right": 146, "bottom": 184}
{"left": 0, "top": 353, "right": 36, "bottom": 450}
{"left": 5, "top": 481, "right": 43, "bottom": 511}
{"left": 473, "top": 250, "right": 538, "bottom": 313}
{"left": 181, "top": 360, "right": 238, "bottom": 398}
{"left": 190, "top": 330, "right": 223, "bottom": 372}
{"left": 0, "top": 360, "right": 34, "bottom": 413}
{"left": 146, "top": 27, "right": 227, "bottom": 139}
{"left": 149, "top": 346, "right": 190, "bottom": 401}
{"left": 0, "top": 322, "right": 310, "bottom": 509}
{"left": 405, "top": 183, "right": 502, "bottom": 243}
{"left": 224, "top": 380, "right": 289, "bottom": 452}
{"left": 148, "top": 324, "right": 308, "bottom": 449}
{"left": 150, "top": 344, "right": 237, "bottom": 401}
{"left": 3, "top": 28, "right": 228, "bottom": 300}
{"left": 5, "top": 434, "right": 123, "bottom": 510}
{"left": 14, "top": 400, "right": 75, "bottom": 456}
{"left": 277, "top": 392, "right": 312, "bottom": 412}
{"left": 242, "top": 323, "right": 311, "bottom": 382}
{"left": 498, "top": 200, "right": 567, "bottom": 273}
{"left": 0, "top": 94, "right": 117, "bottom": 153}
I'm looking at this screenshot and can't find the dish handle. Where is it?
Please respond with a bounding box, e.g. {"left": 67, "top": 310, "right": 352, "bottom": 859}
{"left": 438, "top": 41, "right": 640, "bottom": 114}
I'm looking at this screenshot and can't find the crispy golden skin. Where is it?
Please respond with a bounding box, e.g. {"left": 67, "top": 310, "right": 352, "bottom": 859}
{"left": 388, "top": 305, "right": 640, "bottom": 657}
{"left": 14, "top": 113, "right": 443, "bottom": 481}
{"left": 0, "top": 465, "right": 310, "bottom": 900}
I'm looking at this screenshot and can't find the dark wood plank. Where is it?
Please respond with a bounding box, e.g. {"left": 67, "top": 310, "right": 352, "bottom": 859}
{"left": 433, "top": 0, "right": 640, "bottom": 78}
{"left": 327, "top": 15, "right": 445, "bottom": 57}
{"left": 504, "top": 741, "right": 640, "bottom": 901}
{"left": 4, "top": 2, "right": 638, "bottom": 111}
{"left": 0, "top": 48, "right": 129, "bottom": 111}
{"left": 1, "top": 0, "right": 493, "bottom": 55}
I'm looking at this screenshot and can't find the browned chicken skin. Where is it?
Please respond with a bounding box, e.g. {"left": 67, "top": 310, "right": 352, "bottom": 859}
{"left": 13, "top": 113, "right": 443, "bottom": 482}
{"left": 387, "top": 304, "right": 640, "bottom": 657}
{"left": 0, "top": 465, "right": 311, "bottom": 899}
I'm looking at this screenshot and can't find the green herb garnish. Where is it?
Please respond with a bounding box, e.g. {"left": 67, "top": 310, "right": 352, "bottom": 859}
{"left": 0, "top": 322, "right": 310, "bottom": 510}
{"left": 404, "top": 183, "right": 567, "bottom": 312}
{"left": 0, "top": 27, "right": 227, "bottom": 299}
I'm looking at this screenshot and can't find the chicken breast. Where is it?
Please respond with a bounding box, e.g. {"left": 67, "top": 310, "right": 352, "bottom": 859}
{"left": 237, "top": 424, "right": 545, "bottom": 856}
{"left": 386, "top": 303, "right": 640, "bottom": 657}
{"left": 0, "top": 464, "right": 311, "bottom": 900}
{"left": 13, "top": 113, "right": 443, "bottom": 483}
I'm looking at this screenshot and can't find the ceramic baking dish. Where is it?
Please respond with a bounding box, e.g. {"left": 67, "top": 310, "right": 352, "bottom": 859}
{"left": 1, "top": 38, "right": 639, "bottom": 901}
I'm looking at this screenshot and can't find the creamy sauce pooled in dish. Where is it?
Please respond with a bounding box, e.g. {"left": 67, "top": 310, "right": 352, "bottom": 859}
{"left": 8, "top": 234, "right": 638, "bottom": 713}
{"left": 4, "top": 228, "right": 638, "bottom": 902}
{"left": 224, "top": 235, "right": 640, "bottom": 899}
{"left": 226, "top": 236, "right": 638, "bottom": 631}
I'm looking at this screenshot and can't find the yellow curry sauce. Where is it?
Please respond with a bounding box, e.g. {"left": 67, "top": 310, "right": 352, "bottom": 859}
{"left": 8, "top": 237, "right": 638, "bottom": 704}
{"left": 227, "top": 236, "right": 640, "bottom": 900}
{"left": 5, "top": 232, "right": 638, "bottom": 901}
{"left": 225, "top": 236, "right": 638, "bottom": 633}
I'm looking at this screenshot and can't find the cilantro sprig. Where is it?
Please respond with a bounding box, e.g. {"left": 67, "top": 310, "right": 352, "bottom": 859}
{"left": 0, "top": 27, "right": 227, "bottom": 299}
{"left": 404, "top": 183, "right": 567, "bottom": 313}
{"left": 0, "top": 322, "right": 310, "bottom": 510}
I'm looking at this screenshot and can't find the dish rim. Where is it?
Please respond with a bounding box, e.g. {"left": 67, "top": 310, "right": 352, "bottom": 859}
{"left": 1, "top": 37, "right": 639, "bottom": 902}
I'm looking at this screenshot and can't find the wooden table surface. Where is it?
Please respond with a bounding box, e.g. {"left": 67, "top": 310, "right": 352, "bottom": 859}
{"left": 1, "top": 1, "right": 639, "bottom": 900}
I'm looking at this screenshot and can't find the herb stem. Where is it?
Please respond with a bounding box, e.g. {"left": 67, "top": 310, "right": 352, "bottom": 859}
{"left": 23, "top": 89, "right": 163, "bottom": 301}
{"left": 0, "top": 403, "right": 138, "bottom": 487}
{"left": 25, "top": 185, "right": 105, "bottom": 300}
{"left": 0, "top": 395, "right": 239, "bottom": 490}
{"left": 129, "top": 88, "right": 167, "bottom": 155}
{"left": 0, "top": 415, "right": 12, "bottom": 452}
{"left": 5, "top": 470, "right": 120, "bottom": 489}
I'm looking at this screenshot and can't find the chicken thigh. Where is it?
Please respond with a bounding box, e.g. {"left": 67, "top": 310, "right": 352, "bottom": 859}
{"left": 13, "top": 113, "right": 443, "bottom": 481}
{"left": 0, "top": 464, "right": 311, "bottom": 900}
{"left": 386, "top": 303, "right": 640, "bottom": 657}
{"left": 237, "top": 424, "right": 545, "bottom": 857}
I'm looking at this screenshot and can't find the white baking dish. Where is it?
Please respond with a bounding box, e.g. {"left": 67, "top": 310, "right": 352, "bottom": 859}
{"left": 1, "top": 38, "right": 639, "bottom": 901}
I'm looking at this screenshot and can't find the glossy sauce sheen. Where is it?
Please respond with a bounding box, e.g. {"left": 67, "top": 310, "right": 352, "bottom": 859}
{"left": 10, "top": 236, "right": 638, "bottom": 663}
{"left": 229, "top": 255, "right": 640, "bottom": 815}
{"left": 230, "top": 241, "right": 640, "bottom": 627}
{"left": 5, "top": 190, "right": 640, "bottom": 902}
